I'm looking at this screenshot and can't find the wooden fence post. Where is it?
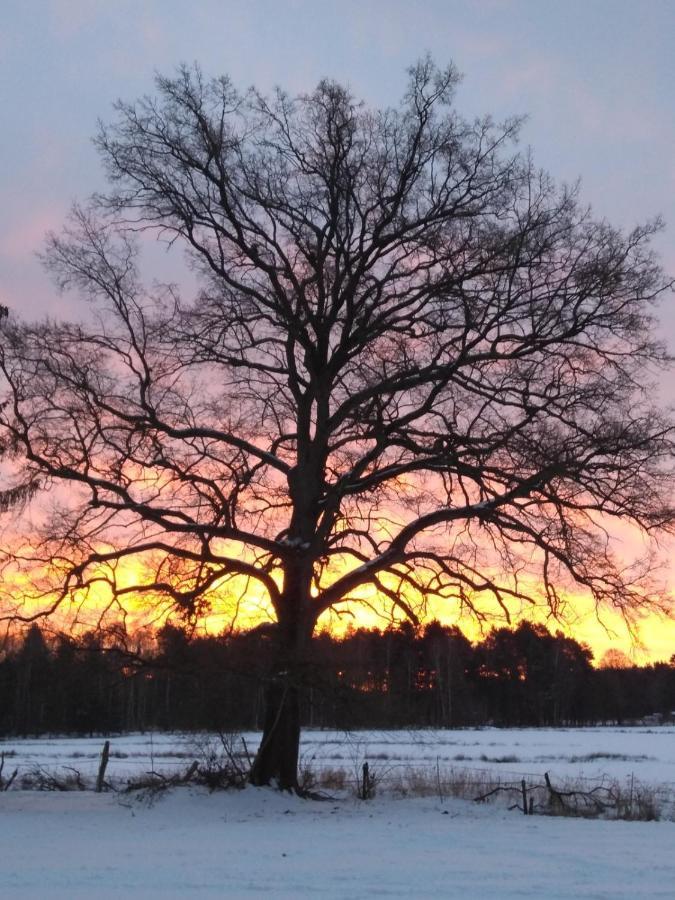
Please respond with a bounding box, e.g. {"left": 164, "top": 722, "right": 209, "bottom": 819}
{"left": 521, "top": 779, "right": 528, "bottom": 815}
{"left": 544, "top": 771, "right": 564, "bottom": 811}
{"left": 96, "top": 740, "right": 110, "bottom": 793}
{"left": 361, "top": 762, "right": 370, "bottom": 800}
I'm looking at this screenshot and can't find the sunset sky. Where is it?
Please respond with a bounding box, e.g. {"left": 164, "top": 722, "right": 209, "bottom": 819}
{"left": 2, "top": 0, "right": 675, "bottom": 662}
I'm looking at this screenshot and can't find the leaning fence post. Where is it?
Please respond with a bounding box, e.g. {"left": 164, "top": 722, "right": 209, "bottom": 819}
{"left": 96, "top": 740, "right": 110, "bottom": 792}
{"left": 521, "top": 778, "right": 528, "bottom": 815}
{"left": 544, "top": 771, "right": 564, "bottom": 811}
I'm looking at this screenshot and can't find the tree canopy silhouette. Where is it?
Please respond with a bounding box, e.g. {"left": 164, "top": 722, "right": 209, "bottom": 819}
{"left": 1, "top": 59, "right": 673, "bottom": 788}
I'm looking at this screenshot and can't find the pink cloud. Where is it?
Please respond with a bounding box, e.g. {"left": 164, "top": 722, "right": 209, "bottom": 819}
{"left": 46, "top": 0, "right": 113, "bottom": 40}
{"left": 1, "top": 207, "right": 63, "bottom": 262}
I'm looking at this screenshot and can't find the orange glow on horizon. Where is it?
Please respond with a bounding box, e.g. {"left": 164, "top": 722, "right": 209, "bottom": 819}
{"left": 1, "top": 483, "right": 672, "bottom": 665}
{"left": 2, "top": 543, "right": 673, "bottom": 666}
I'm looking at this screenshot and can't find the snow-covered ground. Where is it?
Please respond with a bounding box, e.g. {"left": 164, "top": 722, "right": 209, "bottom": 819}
{"left": 2, "top": 728, "right": 675, "bottom": 897}
{"left": 3, "top": 726, "right": 675, "bottom": 789}
{"left": 2, "top": 787, "right": 675, "bottom": 898}
{"left": 299, "top": 726, "right": 675, "bottom": 784}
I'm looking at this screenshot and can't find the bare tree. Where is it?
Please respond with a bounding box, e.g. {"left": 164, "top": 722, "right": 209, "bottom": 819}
{"left": 0, "top": 59, "right": 673, "bottom": 788}
{"left": 0, "top": 306, "right": 40, "bottom": 514}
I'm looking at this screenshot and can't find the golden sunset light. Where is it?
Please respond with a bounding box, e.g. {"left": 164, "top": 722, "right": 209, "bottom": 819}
{"left": 3, "top": 531, "right": 672, "bottom": 666}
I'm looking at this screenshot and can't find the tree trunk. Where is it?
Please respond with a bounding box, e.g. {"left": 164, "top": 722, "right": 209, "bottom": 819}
{"left": 249, "top": 606, "right": 314, "bottom": 791}
{"left": 249, "top": 665, "right": 302, "bottom": 790}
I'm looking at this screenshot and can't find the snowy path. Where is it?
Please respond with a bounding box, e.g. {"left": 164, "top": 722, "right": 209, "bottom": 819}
{"left": 1, "top": 788, "right": 674, "bottom": 898}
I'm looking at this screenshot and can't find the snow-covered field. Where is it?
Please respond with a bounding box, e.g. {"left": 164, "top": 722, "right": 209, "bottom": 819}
{"left": 2, "top": 728, "right": 675, "bottom": 898}
{"left": 3, "top": 726, "right": 675, "bottom": 789}
{"left": 299, "top": 726, "right": 675, "bottom": 786}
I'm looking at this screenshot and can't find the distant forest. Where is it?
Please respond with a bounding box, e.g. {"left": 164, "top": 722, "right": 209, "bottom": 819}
{"left": 1, "top": 621, "right": 674, "bottom": 736}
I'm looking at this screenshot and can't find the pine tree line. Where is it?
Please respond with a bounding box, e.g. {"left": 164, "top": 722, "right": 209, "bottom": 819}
{"left": 1, "top": 621, "right": 673, "bottom": 736}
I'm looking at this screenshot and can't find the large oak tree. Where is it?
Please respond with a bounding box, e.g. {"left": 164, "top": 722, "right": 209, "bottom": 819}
{"left": 1, "top": 60, "right": 673, "bottom": 788}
